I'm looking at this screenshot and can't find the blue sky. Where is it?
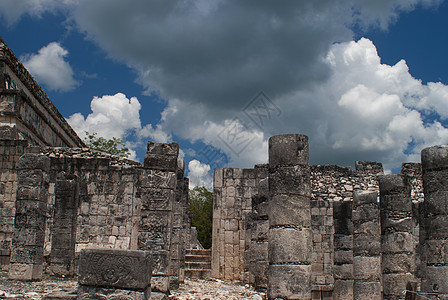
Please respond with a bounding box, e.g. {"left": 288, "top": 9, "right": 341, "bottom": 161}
{"left": 1, "top": 0, "right": 448, "bottom": 187}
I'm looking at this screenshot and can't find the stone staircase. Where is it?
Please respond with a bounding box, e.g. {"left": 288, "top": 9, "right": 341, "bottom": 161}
{"left": 184, "top": 249, "right": 211, "bottom": 279}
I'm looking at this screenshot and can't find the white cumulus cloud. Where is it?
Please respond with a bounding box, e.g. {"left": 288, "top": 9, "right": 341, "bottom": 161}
{"left": 67, "top": 92, "right": 142, "bottom": 139}
{"left": 22, "top": 42, "right": 79, "bottom": 92}
{"left": 188, "top": 159, "right": 212, "bottom": 189}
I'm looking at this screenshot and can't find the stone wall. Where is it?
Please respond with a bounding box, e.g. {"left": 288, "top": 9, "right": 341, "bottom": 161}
{"left": 211, "top": 133, "right": 434, "bottom": 299}
{"left": 0, "top": 38, "right": 84, "bottom": 148}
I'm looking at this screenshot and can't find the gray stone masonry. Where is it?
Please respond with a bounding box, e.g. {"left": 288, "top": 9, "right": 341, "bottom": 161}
{"left": 421, "top": 145, "right": 448, "bottom": 299}
{"left": 8, "top": 153, "right": 50, "bottom": 280}
{"left": 379, "top": 175, "right": 415, "bottom": 300}
{"left": 332, "top": 200, "right": 353, "bottom": 300}
{"left": 78, "top": 248, "right": 151, "bottom": 300}
{"left": 352, "top": 190, "right": 381, "bottom": 300}
{"left": 49, "top": 176, "right": 79, "bottom": 276}
{"left": 267, "top": 134, "right": 312, "bottom": 300}
{"left": 246, "top": 164, "right": 269, "bottom": 291}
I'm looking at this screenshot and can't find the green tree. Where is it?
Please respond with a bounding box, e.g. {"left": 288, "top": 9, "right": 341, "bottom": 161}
{"left": 83, "top": 132, "right": 131, "bottom": 158}
{"left": 189, "top": 186, "right": 213, "bottom": 249}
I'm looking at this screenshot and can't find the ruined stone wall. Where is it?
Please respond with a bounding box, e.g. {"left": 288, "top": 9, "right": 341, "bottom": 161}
{"left": 211, "top": 134, "right": 434, "bottom": 299}
{"left": 211, "top": 167, "right": 261, "bottom": 282}
{"left": 0, "top": 139, "right": 29, "bottom": 268}
{"left": 0, "top": 38, "right": 83, "bottom": 148}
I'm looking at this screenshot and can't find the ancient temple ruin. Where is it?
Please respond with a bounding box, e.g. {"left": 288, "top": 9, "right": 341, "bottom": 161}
{"left": 1, "top": 37, "right": 448, "bottom": 299}
{"left": 212, "top": 133, "right": 448, "bottom": 299}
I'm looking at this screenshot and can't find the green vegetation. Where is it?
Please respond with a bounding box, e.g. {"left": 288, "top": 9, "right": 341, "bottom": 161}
{"left": 83, "top": 132, "right": 131, "bottom": 158}
{"left": 189, "top": 186, "right": 213, "bottom": 249}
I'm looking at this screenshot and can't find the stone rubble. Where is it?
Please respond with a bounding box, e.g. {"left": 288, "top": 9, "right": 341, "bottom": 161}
{"left": 0, "top": 270, "right": 265, "bottom": 300}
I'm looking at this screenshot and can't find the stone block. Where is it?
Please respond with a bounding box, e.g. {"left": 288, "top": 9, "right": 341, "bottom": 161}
{"left": 383, "top": 273, "right": 415, "bottom": 298}
{"left": 334, "top": 250, "right": 353, "bottom": 265}
{"left": 378, "top": 174, "right": 408, "bottom": 195}
{"left": 353, "top": 256, "right": 381, "bottom": 281}
{"left": 422, "top": 266, "right": 448, "bottom": 295}
{"left": 16, "top": 153, "right": 50, "bottom": 171}
{"left": 151, "top": 276, "right": 170, "bottom": 293}
{"left": 268, "top": 134, "right": 309, "bottom": 166}
{"left": 214, "top": 168, "right": 223, "bottom": 188}
{"left": 269, "top": 195, "right": 311, "bottom": 227}
{"left": 353, "top": 235, "right": 380, "bottom": 256}
{"left": 152, "top": 251, "right": 170, "bottom": 275}
{"left": 333, "top": 264, "right": 353, "bottom": 279}
{"left": 268, "top": 264, "right": 311, "bottom": 299}
{"left": 426, "top": 239, "right": 448, "bottom": 265}
{"left": 424, "top": 215, "right": 448, "bottom": 239}
{"left": 78, "top": 285, "right": 150, "bottom": 300}
{"left": 353, "top": 191, "right": 378, "bottom": 206}
{"left": 147, "top": 142, "right": 179, "bottom": 156}
{"left": 78, "top": 248, "right": 152, "bottom": 290}
{"left": 353, "top": 205, "right": 379, "bottom": 222}
{"left": 422, "top": 170, "right": 448, "bottom": 193}
{"left": 425, "top": 191, "right": 448, "bottom": 215}
{"left": 332, "top": 280, "right": 353, "bottom": 300}
{"left": 269, "top": 165, "right": 311, "bottom": 196}
{"left": 421, "top": 145, "right": 448, "bottom": 170}
{"left": 139, "top": 170, "right": 176, "bottom": 189}
{"left": 381, "top": 232, "right": 414, "bottom": 253}
{"left": 333, "top": 219, "right": 353, "bottom": 235}
{"left": 334, "top": 235, "right": 353, "bottom": 250}
{"left": 144, "top": 154, "right": 177, "bottom": 172}
{"left": 380, "top": 215, "right": 412, "bottom": 234}
{"left": 10, "top": 245, "right": 43, "bottom": 264}
{"left": 268, "top": 228, "right": 312, "bottom": 264}
{"left": 353, "top": 281, "right": 382, "bottom": 300}
{"left": 140, "top": 189, "right": 174, "bottom": 211}
{"left": 8, "top": 263, "right": 43, "bottom": 280}
{"left": 382, "top": 253, "right": 415, "bottom": 274}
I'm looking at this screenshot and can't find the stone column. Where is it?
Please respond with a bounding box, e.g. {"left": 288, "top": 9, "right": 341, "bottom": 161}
{"left": 379, "top": 175, "right": 415, "bottom": 300}
{"left": 421, "top": 145, "right": 448, "bottom": 298}
{"left": 78, "top": 248, "right": 152, "bottom": 299}
{"left": 139, "top": 141, "right": 178, "bottom": 297}
{"left": 9, "top": 153, "right": 50, "bottom": 280}
{"left": 49, "top": 176, "right": 79, "bottom": 276}
{"left": 333, "top": 200, "right": 354, "bottom": 299}
{"left": 267, "top": 134, "right": 312, "bottom": 299}
{"left": 352, "top": 190, "right": 381, "bottom": 300}
{"left": 247, "top": 164, "right": 269, "bottom": 291}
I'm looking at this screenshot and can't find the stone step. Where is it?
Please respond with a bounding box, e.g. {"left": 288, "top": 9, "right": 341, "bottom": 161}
{"left": 185, "top": 254, "right": 211, "bottom": 262}
{"left": 185, "top": 261, "right": 211, "bottom": 270}
{"left": 185, "top": 249, "right": 211, "bottom": 256}
{"left": 184, "top": 269, "right": 211, "bottom": 280}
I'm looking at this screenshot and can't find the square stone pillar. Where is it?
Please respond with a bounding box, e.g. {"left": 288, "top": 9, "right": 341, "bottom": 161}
{"left": 8, "top": 153, "right": 50, "bottom": 280}
{"left": 267, "top": 134, "right": 312, "bottom": 299}
{"left": 379, "top": 175, "right": 415, "bottom": 300}
{"left": 139, "top": 141, "right": 178, "bottom": 297}
{"left": 49, "top": 176, "right": 79, "bottom": 276}
{"left": 352, "top": 191, "right": 381, "bottom": 300}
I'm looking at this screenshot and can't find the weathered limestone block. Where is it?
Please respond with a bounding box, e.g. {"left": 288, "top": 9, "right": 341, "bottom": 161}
{"left": 421, "top": 145, "right": 448, "bottom": 299}
{"left": 268, "top": 134, "right": 309, "bottom": 166}
{"left": 78, "top": 248, "right": 152, "bottom": 290}
{"left": 144, "top": 142, "right": 179, "bottom": 171}
{"left": 9, "top": 153, "right": 49, "bottom": 280}
{"left": 78, "top": 286, "right": 150, "bottom": 300}
{"left": 268, "top": 264, "right": 311, "bottom": 300}
{"left": 268, "top": 228, "right": 312, "bottom": 264}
